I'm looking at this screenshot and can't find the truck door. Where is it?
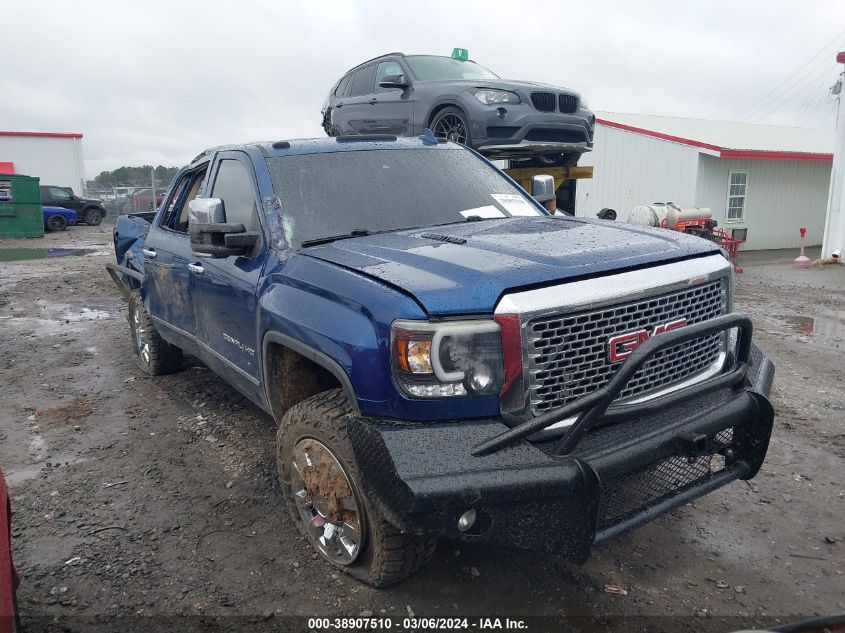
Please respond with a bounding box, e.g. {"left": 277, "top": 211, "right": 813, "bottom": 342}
{"left": 189, "top": 152, "right": 266, "bottom": 401}
{"left": 369, "top": 60, "right": 415, "bottom": 135}
{"left": 142, "top": 163, "right": 208, "bottom": 354}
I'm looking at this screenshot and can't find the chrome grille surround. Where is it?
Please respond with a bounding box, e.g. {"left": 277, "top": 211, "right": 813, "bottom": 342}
{"left": 494, "top": 254, "right": 733, "bottom": 425}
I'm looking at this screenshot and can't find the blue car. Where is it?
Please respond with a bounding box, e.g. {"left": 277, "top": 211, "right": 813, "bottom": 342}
{"left": 108, "top": 134, "right": 774, "bottom": 587}
{"left": 43, "top": 206, "right": 77, "bottom": 232}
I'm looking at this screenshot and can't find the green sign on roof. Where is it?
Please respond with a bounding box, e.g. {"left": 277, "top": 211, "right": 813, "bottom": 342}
{"left": 451, "top": 48, "right": 468, "bottom": 61}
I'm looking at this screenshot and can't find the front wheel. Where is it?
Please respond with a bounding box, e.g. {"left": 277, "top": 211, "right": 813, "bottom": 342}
{"left": 277, "top": 389, "right": 435, "bottom": 587}
{"left": 128, "top": 289, "right": 183, "bottom": 375}
{"left": 83, "top": 207, "right": 103, "bottom": 226}
{"left": 45, "top": 213, "right": 68, "bottom": 231}
{"left": 430, "top": 106, "right": 471, "bottom": 146}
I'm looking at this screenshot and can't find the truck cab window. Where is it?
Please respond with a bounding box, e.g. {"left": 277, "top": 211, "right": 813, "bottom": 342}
{"left": 163, "top": 166, "right": 207, "bottom": 233}
{"left": 210, "top": 159, "right": 259, "bottom": 231}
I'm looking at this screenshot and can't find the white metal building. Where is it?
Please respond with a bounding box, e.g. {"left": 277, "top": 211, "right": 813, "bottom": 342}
{"left": 0, "top": 131, "right": 86, "bottom": 194}
{"left": 577, "top": 113, "right": 835, "bottom": 250}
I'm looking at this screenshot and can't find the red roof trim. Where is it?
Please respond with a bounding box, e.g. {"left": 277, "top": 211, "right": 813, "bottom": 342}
{"left": 596, "top": 118, "right": 832, "bottom": 162}
{"left": 720, "top": 149, "right": 832, "bottom": 162}
{"left": 596, "top": 118, "right": 722, "bottom": 152}
{"left": 0, "top": 131, "right": 83, "bottom": 139}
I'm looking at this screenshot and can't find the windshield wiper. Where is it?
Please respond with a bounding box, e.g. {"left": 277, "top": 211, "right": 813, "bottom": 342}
{"left": 301, "top": 229, "right": 371, "bottom": 248}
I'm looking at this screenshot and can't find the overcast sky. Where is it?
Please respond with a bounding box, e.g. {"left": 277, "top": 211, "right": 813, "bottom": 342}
{"left": 2, "top": 0, "right": 844, "bottom": 177}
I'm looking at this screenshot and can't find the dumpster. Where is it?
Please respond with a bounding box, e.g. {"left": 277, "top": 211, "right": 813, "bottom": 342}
{"left": 0, "top": 174, "right": 44, "bottom": 238}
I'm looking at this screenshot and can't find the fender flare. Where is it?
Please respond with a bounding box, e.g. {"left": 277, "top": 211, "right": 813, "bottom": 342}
{"left": 261, "top": 331, "right": 359, "bottom": 414}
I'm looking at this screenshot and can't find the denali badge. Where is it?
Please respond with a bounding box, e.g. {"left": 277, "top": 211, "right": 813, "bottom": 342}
{"left": 607, "top": 318, "right": 688, "bottom": 363}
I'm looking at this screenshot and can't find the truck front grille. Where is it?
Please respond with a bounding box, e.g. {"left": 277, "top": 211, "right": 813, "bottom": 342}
{"left": 559, "top": 94, "right": 579, "bottom": 113}
{"left": 530, "top": 92, "right": 556, "bottom": 112}
{"left": 598, "top": 427, "right": 734, "bottom": 526}
{"left": 527, "top": 280, "right": 725, "bottom": 416}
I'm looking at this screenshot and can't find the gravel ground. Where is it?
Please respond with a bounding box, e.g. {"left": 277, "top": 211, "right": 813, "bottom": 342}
{"left": 1, "top": 223, "right": 843, "bottom": 632}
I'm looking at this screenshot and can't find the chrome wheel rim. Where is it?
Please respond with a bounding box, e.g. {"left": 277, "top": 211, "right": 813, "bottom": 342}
{"left": 433, "top": 113, "right": 467, "bottom": 144}
{"left": 133, "top": 308, "right": 150, "bottom": 364}
{"left": 289, "top": 438, "right": 364, "bottom": 565}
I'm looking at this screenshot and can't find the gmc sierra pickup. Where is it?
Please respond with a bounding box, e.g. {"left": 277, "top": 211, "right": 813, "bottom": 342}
{"left": 107, "top": 132, "right": 775, "bottom": 587}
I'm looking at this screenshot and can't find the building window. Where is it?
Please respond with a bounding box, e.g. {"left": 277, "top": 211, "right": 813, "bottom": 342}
{"left": 726, "top": 171, "right": 747, "bottom": 222}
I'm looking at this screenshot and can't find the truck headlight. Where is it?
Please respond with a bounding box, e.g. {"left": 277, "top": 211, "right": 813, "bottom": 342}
{"left": 470, "top": 89, "right": 521, "bottom": 105}
{"left": 391, "top": 320, "right": 504, "bottom": 398}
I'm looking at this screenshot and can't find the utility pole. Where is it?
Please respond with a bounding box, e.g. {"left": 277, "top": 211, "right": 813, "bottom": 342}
{"left": 821, "top": 51, "right": 845, "bottom": 258}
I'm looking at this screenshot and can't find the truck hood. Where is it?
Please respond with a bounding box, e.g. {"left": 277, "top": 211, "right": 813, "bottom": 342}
{"left": 300, "top": 217, "right": 722, "bottom": 315}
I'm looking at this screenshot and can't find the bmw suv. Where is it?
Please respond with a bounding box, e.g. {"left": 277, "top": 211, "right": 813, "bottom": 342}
{"left": 321, "top": 52, "right": 595, "bottom": 165}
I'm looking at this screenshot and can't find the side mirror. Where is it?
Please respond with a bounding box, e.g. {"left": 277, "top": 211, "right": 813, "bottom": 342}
{"left": 378, "top": 74, "right": 409, "bottom": 89}
{"left": 188, "top": 198, "right": 259, "bottom": 258}
{"left": 531, "top": 174, "right": 556, "bottom": 203}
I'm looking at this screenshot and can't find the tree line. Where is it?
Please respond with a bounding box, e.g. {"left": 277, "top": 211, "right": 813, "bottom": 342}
{"left": 92, "top": 165, "right": 179, "bottom": 188}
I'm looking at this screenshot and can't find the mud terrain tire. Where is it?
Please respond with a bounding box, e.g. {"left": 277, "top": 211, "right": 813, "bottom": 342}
{"left": 277, "top": 389, "right": 436, "bottom": 587}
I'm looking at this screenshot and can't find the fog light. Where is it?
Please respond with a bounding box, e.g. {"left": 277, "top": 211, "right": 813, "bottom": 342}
{"left": 458, "top": 509, "right": 476, "bottom": 532}
{"left": 467, "top": 364, "right": 493, "bottom": 393}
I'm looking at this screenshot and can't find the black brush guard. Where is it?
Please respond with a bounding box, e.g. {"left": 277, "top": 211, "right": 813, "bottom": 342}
{"left": 346, "top": 313, "right": 774, "bottom": 561}
{"left": 473, "top": 313, "right": 754, "bottom": 457}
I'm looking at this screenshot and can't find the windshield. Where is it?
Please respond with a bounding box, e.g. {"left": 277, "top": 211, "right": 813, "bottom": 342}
{"left": 405, "top": 55, "right": 499, "bottom": 81}
{"left": 266, "top": 149, "right": 541, "bottom": 247}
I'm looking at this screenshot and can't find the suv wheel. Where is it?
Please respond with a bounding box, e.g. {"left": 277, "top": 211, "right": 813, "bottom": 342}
{"left": 430, "top": 106, "right": 471, "bottom": 145}
{"left": 277, "top": 389, "right": 436, "bottom": 587}
{"left": 128, "top": 289, "right": 183, "bottom": 374}
{"left": 83, "top": 207, "right": 103, "bottom": 226}
{"left": 45, "top": 213, "right": 68, "bottom": 232}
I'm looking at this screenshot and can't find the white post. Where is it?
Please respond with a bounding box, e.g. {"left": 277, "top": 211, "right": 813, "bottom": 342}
{"left": 821, "top": 51, "right": 845, "bottom": 258}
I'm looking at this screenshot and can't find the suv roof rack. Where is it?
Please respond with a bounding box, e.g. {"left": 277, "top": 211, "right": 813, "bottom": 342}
{"left": 336, "top": 134, "right": 398, "bottom": 143}
{"left": 346, "top": 52, "right": 404, "bottom": 73}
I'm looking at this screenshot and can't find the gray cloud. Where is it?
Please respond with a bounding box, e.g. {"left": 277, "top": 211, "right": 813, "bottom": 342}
{"left": 2, "top": 0, "right": 843, "bottom": 176}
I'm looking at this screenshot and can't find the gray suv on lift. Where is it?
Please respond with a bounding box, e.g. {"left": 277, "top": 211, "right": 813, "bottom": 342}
{"left": 321, "top": 52, "right": 595, "bottom": 166}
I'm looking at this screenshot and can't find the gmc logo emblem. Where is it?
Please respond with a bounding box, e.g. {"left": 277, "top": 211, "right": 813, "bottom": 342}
{"left": 608, "top": 318, "right": 688, "bottom": 363}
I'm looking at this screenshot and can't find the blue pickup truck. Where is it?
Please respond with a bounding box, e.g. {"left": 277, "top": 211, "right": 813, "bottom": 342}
{"left": 108, "top": 133, "right": 775, "bottom": 587}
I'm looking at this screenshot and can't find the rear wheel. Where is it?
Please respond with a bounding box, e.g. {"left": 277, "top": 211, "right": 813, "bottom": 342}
{"left": 430, "top": 106, "right": 471, "bottom": 146}
{"left": 277, "top": 389, "right": 436, "bottom": 587}
{"left": 83, "top": 207, "right": 103, "bottom": 226}
{"left": 45, "top": 213, "right": 68, "bottom": 231}
{"left": 128, "top": 289, "right": 183, "bottom": 375}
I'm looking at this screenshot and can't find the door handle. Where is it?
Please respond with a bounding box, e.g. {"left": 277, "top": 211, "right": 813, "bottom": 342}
{"left": 141, "top": 248, "right": 156, "bottom": 259}
{"left": 187, "top": 263, "right": 204, "bottom": 275}
{"left": 335, "top": 102, "right": 344, "bottom": 108}
{"left": 368, "top": 98, "right": 378, "bottom": 105}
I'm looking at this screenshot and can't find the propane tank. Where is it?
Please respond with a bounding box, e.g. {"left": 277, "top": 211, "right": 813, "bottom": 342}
{"left": 665, "top": 205, "right": 713, "bottom": 229}
{"left": 628, "top": 203, "right": 673, "bottom": 227}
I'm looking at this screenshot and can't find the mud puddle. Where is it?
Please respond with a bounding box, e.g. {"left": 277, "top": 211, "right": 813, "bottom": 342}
{"left": 783, "top": 309, "right": 845, "bottom": 340}
{"left": 0, "top": 246, "right": 98, "bottom": 262}
{"left": 5, "top": 454, "right": 88, "bottom": 486}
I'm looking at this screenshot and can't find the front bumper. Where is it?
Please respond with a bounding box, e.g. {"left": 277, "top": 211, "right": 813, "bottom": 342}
{"left": 346, "top": 318, "right": 774, "bottom": 562}
{"left": 458, "top": 93, "right": 594, "bottom": 160}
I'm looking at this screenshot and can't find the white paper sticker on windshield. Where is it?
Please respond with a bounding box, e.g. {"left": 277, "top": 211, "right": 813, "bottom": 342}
{"left": 460, "top": 205, "right": 505, "bottom": 219}
{"left": 491, "top": 193, "right": 540, "bottom": 216}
